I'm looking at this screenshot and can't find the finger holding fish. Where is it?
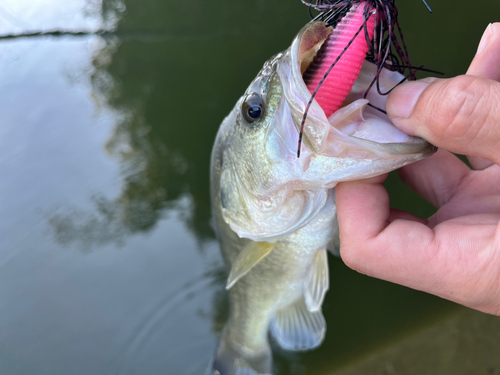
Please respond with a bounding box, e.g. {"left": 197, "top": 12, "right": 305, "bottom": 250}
{"left": 397, "top": 149, "right": 470, "bottom": 209}
{"left": 387, "top": 75, "right": 500, "bottom": 165}
{"left": 465, "top": 22, "right": 500, "bottom": 169}
{"left": 337, "top": 23, "right": 500, "bottom": 316}
{"left": 386, "top": 23, "right": 500, "bottom": 166}
{"left": 336, "top": 175, "right": 500, "bottom": 315}
{"left": 391, "top": 23, "right": 500, "bottom": 201}
{"left": 389, "top": 23, "right": 500, "bottom": 201}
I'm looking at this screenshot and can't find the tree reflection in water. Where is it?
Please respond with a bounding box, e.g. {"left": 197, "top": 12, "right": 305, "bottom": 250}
{"left": 47, "top": 0, "right": 307, "bottom": 251}
{"left": 43, "top": 4, "right": 308, "bottom": 370}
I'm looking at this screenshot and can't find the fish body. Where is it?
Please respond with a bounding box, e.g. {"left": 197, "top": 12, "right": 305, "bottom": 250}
{"left": 210, "top": 16, "right": 434, "bottom": 375}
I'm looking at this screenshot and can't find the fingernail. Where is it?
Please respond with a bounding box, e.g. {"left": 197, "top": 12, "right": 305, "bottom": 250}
{"left": 477, "top": 23, "right": 493, "bottom": 55}
{"left": 387, "top": 78, "right": 435, "bottom": 120}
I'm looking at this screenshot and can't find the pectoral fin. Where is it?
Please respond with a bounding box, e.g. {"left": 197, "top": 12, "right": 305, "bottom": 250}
{"left": 304, "top": 247, "right": 329, "bottom": 312}
{"left": 226, "top": 241, "right": 276, "bottom": 290}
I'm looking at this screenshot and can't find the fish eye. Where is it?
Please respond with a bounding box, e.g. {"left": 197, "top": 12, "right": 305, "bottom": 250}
{"left": 241, "top": 94, "right": 265, "bottom": 124}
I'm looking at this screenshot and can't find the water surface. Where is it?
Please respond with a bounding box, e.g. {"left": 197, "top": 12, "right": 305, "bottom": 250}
{"left": 0, "top": 1, "right": 499, "bottom": 374}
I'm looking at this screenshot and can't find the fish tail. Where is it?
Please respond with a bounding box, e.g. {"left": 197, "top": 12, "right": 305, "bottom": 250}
{"left": 210, "top": 331, "right": 272, "bottom": 375}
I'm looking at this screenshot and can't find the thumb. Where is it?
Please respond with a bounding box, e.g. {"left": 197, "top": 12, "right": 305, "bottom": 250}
{"left": 386, "top": 23, "right": 500, "bottom": 165}
{"left": 386, "top": 75, "right": 500, "bottom": 165}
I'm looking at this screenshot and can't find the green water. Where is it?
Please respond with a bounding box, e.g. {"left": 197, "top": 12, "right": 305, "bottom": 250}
{"left": 0, "top": 1, "right": 499, "bottom": 374}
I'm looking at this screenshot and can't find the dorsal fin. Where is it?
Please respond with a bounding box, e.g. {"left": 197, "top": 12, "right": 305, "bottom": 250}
{"left": 226, "top": 241, "right": 276, "bottom": 290}
{"left": 304, "top": 247, "right": 329, "bottom": 312}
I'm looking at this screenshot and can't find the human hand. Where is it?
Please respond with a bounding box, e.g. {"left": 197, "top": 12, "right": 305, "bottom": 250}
{"left": 336, "top": 23, "right": 500, "bottom": 315}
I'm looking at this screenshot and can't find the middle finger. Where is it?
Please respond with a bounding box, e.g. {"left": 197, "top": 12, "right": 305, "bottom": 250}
{"left": 398, "top": 149, "right": 470, "bottom": 208}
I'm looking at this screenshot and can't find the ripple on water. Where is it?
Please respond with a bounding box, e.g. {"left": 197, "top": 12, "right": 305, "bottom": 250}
{"left": 114, "top": 270, "right": 223, "bottom": 375}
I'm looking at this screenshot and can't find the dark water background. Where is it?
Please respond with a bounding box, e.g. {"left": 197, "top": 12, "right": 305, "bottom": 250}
{"left": 1, "top": 1, "right": 499, "bottom": 374}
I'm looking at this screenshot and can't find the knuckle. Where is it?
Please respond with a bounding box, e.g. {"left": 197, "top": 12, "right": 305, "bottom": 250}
{"left": 339, "top": 242, "right": 356, "bottom": 268}
{"left": 339, "top": 241, "right": 362, "bottom": 271}
{"left": 424, "top": 76, "right": 484, "bottom": 141}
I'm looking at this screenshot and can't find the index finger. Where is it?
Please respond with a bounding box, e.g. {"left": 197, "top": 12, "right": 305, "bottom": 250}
{"left": 386, "top": 23, "right": 500, "bottom": 166}
{"left": 335, "top": 179, "right": 499, "bottom": 314}
{"left": 336, "top": 177, "right": 436, "bottom": 279}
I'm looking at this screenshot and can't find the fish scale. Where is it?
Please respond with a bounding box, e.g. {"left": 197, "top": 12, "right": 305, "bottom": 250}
{"left": 304, "top": 2, "right": 376, "bottom": 118}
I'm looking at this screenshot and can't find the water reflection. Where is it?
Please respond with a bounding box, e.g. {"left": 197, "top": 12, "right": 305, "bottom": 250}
{"left": 89, "top": 33, "right": 214, "bottom": 239}
{"left": 0, "top": 0, "right": 122, "bottom": 34}
{"left": 49, "top": 46, "right": 215, "bottom": 248}
{"left": 0, "top": 0, "right": 224, "bottom": 372}
{"left": 2, "top": 0, "right": 317, "bottom": 251}
{"left": 44, "top": 0, "right": 323, "bottom": 252}
{"left": 45, "top": 0, "right": 225, "bottom": 249}
{"left": 84, "top": 0, "right": 125, "bottom": 29}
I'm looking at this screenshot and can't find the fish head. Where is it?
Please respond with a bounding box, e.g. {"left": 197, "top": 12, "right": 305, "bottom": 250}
{"left": 215, "top": 21, "right": 435, "bottom": 242}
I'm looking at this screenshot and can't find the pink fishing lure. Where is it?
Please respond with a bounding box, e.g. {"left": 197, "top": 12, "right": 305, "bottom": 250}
{"left": 304, "top": 2, "right": 375, "bottom": 118}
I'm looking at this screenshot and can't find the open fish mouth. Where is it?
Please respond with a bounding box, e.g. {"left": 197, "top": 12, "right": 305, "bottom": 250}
{"left": 290, "top": 20, "right": 435, "bottom": 156}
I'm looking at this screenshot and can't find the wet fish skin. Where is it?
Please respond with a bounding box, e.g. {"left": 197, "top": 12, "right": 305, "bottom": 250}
{"left": 210, "top": 21, "right": 434, "bottom": 375}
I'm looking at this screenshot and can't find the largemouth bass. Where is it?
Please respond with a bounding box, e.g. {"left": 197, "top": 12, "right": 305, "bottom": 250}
{"left": 210, "top": 5, "right": 434, "bottom": 375}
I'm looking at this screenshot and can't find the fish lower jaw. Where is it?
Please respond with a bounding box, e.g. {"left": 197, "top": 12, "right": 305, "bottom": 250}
{"left": 325, "top": 98, "right": 421, "bottom": 146}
